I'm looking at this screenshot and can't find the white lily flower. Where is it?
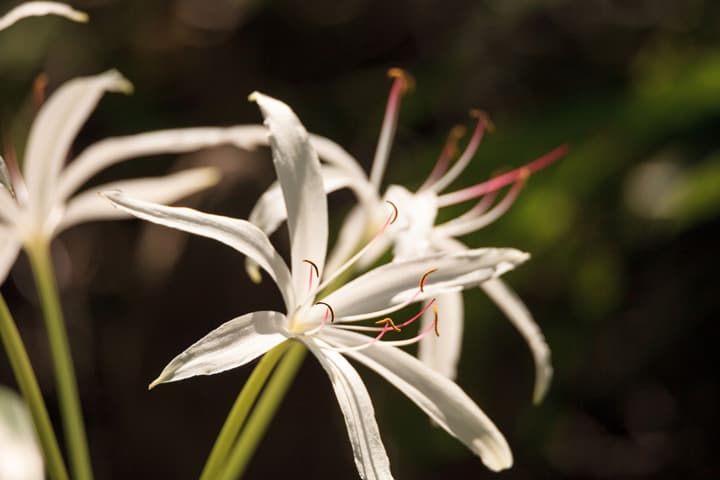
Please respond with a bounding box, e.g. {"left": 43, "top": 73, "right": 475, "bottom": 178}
{"left": 245, "top": 70, "right": 567, "bottom": 403}
{"left": 103, "top": 92, "right": 531, "bottom": 476}
{"left": 0, "top": 1, "right": 86, "bottom": 32}
{"left": 0, "top": 69, "right": 284, "bottom": 284}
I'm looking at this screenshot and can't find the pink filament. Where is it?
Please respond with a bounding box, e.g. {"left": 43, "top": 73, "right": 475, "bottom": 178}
{"left": 437, "top": 144, "right": 569, "bottom": 207}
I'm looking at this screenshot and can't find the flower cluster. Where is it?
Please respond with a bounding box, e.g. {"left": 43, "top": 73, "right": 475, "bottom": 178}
{"left": 1, "top": 3, "right": 567, "bottom": 479}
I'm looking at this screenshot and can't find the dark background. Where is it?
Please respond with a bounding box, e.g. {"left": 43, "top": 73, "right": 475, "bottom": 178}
{"left": 1, "top": 0, "right": 719, "bottom": 478}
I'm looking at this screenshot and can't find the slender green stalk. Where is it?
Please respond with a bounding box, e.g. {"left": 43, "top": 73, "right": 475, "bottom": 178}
{"left": 26, "top": 239, "right": 93, "bottom": 480}
{"left": 200, "top": 341, "right": 292, "bottom": 480}
{"left": 0, "top": 293, "right": 69, "bottom": 480}
{"left": 219, "top": 341, "right": 307, "bottom": 480}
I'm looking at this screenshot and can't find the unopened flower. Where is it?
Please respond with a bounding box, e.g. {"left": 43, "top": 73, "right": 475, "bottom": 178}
{"left": 246, "top": 70, "right": 566, "bottom": 403}
{"left": 104, "top": 92, "right": 529, "bottom": 476}
{"left": 0, "top": 69, "right": 268, "bottom": 283}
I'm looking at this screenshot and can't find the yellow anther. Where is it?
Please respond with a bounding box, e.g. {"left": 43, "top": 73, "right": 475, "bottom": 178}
{"left": 303, "top": 259, "right": 320, "bottom": 278}
{"left": 388, "top": 68, "right": 416, "bottom": 93}
{"left": 433, "top": 304, "right": 440, "bottom": 336}
{"left": 375, "top": 317, "right": 401, "bottom": 332}
{"left": 420, "top": 267, "right": 439, "bottom": 292}
{"left": 315, "top": 301, "right": 335, "bottom": 323}
{"left": 469, "top": 109, "right": 495, "bottom": 132}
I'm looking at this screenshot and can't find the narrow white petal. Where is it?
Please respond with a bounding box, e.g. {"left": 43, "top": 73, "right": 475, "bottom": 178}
{"left": 0, "top": 386, "right": 44, "bottom": 480}
{"left": 303, "top": 338, "right": 393, "bottom": 479}
{"left": 58, "top": 126, "right": 269, "bottom": 202}
{"left": 251, "top": 92, "right": 328, "bottom": 303}
{"left": 323, "top": 248, "right": 529, "bottom": 320}
{"left": 103, "top": 191, "right": 296, "bottom": 309}
{"left": 0, "top": 187, "right": 20, "bottom": 225}
{"left": 481, "top": 278, "right": 553, "bottom": 404}
{"left": 149, "top": 311, "right": 288, "bottom": 388}
{"left": 57, "top": 167, "right": 219, "bottom": 234}
{"left": 24, "top": 70, "right": 132, "bottom": 214}
{"left": 0, "top": 229, "right": 20, "bottom": 285}
{"left": 417, "top": 291, "right": 464, "bottom": 380}
{"left": 322, "top": 329, "right": 513, "bottom": 471}
{"left": 0, "top": 1, "right": 87, "bottom": 31}
{"left": 246, "top": 165, "right": 360, "bottom": 282}
{"left": 324, "top": 205, "right": 367, "bottom": 276}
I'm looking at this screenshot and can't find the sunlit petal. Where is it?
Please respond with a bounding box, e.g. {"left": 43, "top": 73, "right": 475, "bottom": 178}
{"left": 322, "top": 329, "right": 513, "bottom": 472}
{"left": 251, "top": 92, "right": 327, "bottom": 303}
{"left": 417, "top": 291, "right": 464, "bottom": 379}
{"left": 149, "top": 311, "right": 288, "bottom": 388}
{"left": 246, "top": 165, "right": 360, "bottom": 282}
{"left": 303, "top": 338, "right": 393, "bottom": 479}
{"left": 0, "top": 1, "right": 86, "bottom": 31}
{"left": 103, "top": 192, "right": 296, "bottom": 309}
{"left": 324, "top": 248, "right": 529, "bottom": 320}
{"left": 481, "top": 278, "right": 553, "bottom": 404}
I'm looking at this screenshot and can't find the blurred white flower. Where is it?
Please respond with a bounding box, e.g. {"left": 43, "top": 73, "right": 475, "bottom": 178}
{"left": 104, "top": 92, "right": 528, "bottom": 477}
{"left": 0, "top": 386, "right": 43, "bottom": 480}
{"left": 245, "top": 70, "right": 566, "bottom": 403}
{"left": 0, "top": 69, "right": 273, "bottom": 284}
{"left": 0, "top": 1, "right": 86, "bottom": 32}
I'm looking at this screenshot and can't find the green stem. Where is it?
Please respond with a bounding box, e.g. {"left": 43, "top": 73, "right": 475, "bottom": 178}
{"left": 219, "top": 341, "right": 307, "bottom": 480}
{"left": 199, "top": 341, "right": 292, "bottom": 480}
{"left": 0, "top": 293, "right": 69, "bottom": 480}
{"left": 26, "top": 239, "right": 93, "bottom": 480}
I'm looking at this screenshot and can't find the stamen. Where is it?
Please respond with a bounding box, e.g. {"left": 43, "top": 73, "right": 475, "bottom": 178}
{"left": 32, "top": 73, "right": 49, "bottom": 111}
{"left": 435, "top": 175, "right": 526, "bottom": 237}
{"left": 433, "top": 304, "right": 440, "bottom": 336}
{"left": 386, "top": 200, "right": 399, "bottom": 224}
{"left": 315, "top": 301, "right": 335, "bottom": 323}
{"left": 369, "top": 68, "right": 414, "bottom": 189}
{"left": 419, "top": 267, "right": 438, "bottom": 292}
{"left": 375, "top": 317, "right": 401, "bottom": 332}
{"left": 437, "top": 144, "right": 569, "bottom": 207}
{"left": 419, "top": 125, "right": 466, "bottom": 190}
{"left": 429, "top": 110, "right": 494, "bottom": 193}
{"left": 303, "top": 259, "right": 320, "bottom": 293}
{"left": 303, "top": 301, "right": 336, "bottom": 336}
{"left": 395, "top": 298, "right": 436, "bottom": 329}
{"left": 315, "top": 201, "right": 399, "bottom": 294}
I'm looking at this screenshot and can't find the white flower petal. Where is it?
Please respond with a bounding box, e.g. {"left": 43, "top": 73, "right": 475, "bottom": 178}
{"left": 0, "top": 386, "right": 44, "bottom": 480}
{"left": 386, "top": 185, "right": 438, "bottom": 261}
{"left": 57, "top": 167, "right": 219, "bottom": 234}
{"left": 58, "top": 126, "right": 269, "bottom": 202}
{"left": 0, "top": 1, "right": 87, "bottom": 31}
{"left": 322, "top": 329, "right": 513, "bottom": 471}
{"left": 251, "top": 92, "right": 328, "bottom": 303}
{"left": 149, "top": 311, "right": 288, "bottom": 388}
{"left": 24, "top": 70, "right": 132, "bottom": 215}
{"left": 246, "top": 165, "right": 359, "bottom": 282}
{"left": 324, "top": 248, "right": 529, "bottom": 320}
{"left": 481, "top": 278, "right": 553, "bottom": 404}
{"left": 0, "top": 230, "right": 20, "bottom": 285}
{"left": 324, "top": 205, "right": 368, "bottom": 276}
{"left": 0, "top": 187, "right": 19, "bottom": 226}
{"left": 417, "top": 291, "right": 464, "bottom": 379}
{"left": 102, "top": 191, "right": 296, "bottom": 309}
{"left": 303, "top": 338, "right": 393, "bottom": 480}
